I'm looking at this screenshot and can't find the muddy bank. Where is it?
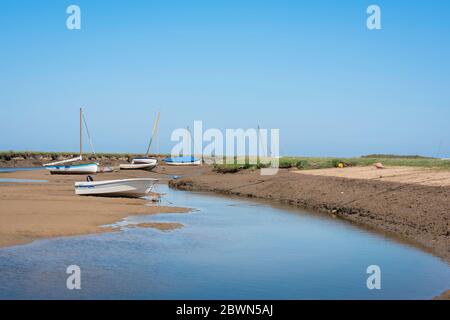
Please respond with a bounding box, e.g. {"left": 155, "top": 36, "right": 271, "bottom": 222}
{"left": 0, "top": 169, "right": 189, "bottom": 248}
{"left": 170, "top": 167, "right": 450, "bottom": 264}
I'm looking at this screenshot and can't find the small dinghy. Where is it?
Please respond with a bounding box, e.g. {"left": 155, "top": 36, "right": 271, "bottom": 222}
{"left": 75, "top": 178, "right": 158, "bottom": 198}
{"left": 164, "top": 156, "right": 201, "bottom": 166}
{"left": 97, "top": 166, "right": 114, "bottom": 173}
{"left": 131, "top": 158, "right": 158, "bottom": 165}
{"left": 119, "top": 162, "right": 157, "bottom": 171}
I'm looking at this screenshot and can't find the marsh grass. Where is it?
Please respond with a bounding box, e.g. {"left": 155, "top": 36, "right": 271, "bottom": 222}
{"left": 0, "top": 151, "right": 170, "bottom": 161}
{"left": 214, "top": 155, "right": 450, "bottom": 173}
{"left": 279, "top": 156, "right": 450, "bottom": 170}
{"left": 2, "top": 151, "right": 450, "bottom": 171}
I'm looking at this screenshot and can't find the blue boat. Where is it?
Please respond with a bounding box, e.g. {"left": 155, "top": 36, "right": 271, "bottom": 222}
{"left": 163, "top": 156, "right": 201, "bottom": 166}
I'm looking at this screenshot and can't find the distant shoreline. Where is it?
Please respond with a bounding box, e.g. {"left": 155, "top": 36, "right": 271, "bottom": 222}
{"left": 1, "top": 151, "right": 450, "bottom": 170}
{"left": 0, "top": 151, "right": 170, "bottom": 168}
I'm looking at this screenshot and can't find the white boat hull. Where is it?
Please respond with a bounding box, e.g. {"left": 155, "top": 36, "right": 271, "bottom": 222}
{"left": 132, "top": 158, "right": 158, "bottom": 165}
{"left": 97, "top": 166, "right": 114, "bottom": 173}
{"left": 165, "top": 160, "right": 202, "bottom": 166}
{"left": 119, "top": 163, "right": 157, "bottom": 171}
{"left": 75, "top": 178, "right": 158, "bottom": 198}
{"left": 46, "top": 163, "right": 99, "bottom": 175}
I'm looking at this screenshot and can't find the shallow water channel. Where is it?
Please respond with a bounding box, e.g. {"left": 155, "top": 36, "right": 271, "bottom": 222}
{"left": 0, "top": 184, "right": 449, "bottom": 299}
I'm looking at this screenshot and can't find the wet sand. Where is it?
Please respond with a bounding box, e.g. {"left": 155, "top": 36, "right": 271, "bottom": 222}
{"left": 126, "top": 222, "right": 184, "bottom": 231}
{"left": 0, "top": 168, "right": 191, "bottom": 248}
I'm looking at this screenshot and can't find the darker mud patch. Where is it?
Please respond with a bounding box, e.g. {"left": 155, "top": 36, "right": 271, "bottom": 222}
{"left": 126, "top": 222, "right": 184, "bottom": 232}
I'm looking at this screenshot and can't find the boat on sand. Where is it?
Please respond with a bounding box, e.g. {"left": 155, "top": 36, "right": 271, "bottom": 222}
{"left": 45, "top": 163, "right": 99, "bottom": 174}
{"left": 121, "top": 112, "right": 160, "bottom": 170}
{"left": 164, "top": 156, "right": 201, "bottom": 166}
{"left": 75, "top": 178, "right": 158, "bottom": 198}
{"left": 44, "top": 108, "right": 98, "bottom": 175}
{"left": 163, "top": 126, "right": 201, "bottom": 166}
{"left": 119, "top": 162, "right": 157, "bottom": 170}
{"left": 132, "top": 158, "right": 158, "bottom": 165}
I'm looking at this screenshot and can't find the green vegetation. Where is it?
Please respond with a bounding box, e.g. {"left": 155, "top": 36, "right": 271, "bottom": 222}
{"left": 2, "top": 151, "right": 450, "bottom": 171}
{"left": 279, "top": 156, "right": 450, "bottom": 170}
{"left": 0, "top": 151, "right": 170, "bottom": 161}
{"left": 362, "top": 154, "right": 434, "bottom": 159}
{"left": 213, "top": 157, "right": 270, "bottom": 173}
{"left": 213, "top": 155, "right": 450, "bottom": 173}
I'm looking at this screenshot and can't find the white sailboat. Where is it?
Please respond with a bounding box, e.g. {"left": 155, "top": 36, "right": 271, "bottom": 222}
{"left": 120, "top": 111, "right": 160, "bottom": 170}
{"left": 45, "top": 162, "right": 99, "bottom": 174}
{"left": 44, "top": 108, "right": 99, "bottom": 174}
{"left": 75, "top": 178, "right": 158, "bottom": 198}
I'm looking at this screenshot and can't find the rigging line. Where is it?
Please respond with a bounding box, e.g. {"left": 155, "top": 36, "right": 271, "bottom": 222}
{"left": 152, "top": 125, "right": 160, "bottom": 155}
{"left": 146, "top": 112, "right": 161, "bottom": 156}
{"left": 82, "top": 113, "right": 96, "bottom": 156}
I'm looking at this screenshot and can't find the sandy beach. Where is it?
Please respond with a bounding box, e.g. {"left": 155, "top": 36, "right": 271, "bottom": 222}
{"left": 293, "top": 166, "right": 450, "bottom": 187}
{"left": 0, "top": 168, "right": 192, "bottom": 248}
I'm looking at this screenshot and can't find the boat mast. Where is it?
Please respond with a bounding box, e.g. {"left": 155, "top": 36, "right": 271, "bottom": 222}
{"left": 80, "top": 107, "right": 83, "bottom": 159}
{"left": 146, "top": 112, "right": 161, "bottom": 156}
{"left": 257, "top": 124, "right": 259, "bottom": 162}
{"left": 257, "top": 124, "right": 266, "bottom": 158}
{"left": 186, "top": 126, "right": 190, "bottom": 157}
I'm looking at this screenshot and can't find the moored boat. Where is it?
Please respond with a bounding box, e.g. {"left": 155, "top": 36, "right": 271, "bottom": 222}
{"left": 119, "top": 163, "right": 157, "bottom": 170}
{"left": 164, "top": 156, "right": 201, "bottom": 166}
{"left": 97, "top": 166, "right": 114, "bottom": 173}
{"left": 46, "top": 163, "right": 99, "bottom": 175}
{"left": 75, "top": 178, "right": 158, "bottom": 198}
{"left": 44, "top": 108, "right": 99, "bottom": 175}
{"left": 122, "top": 112, "right": 160, "bottom": 170}
{"left": 131, "top": 158, "right": 158, "bottom": 165}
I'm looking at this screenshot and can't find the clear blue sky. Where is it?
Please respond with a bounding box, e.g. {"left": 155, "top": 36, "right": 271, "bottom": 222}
{"left": 1, "top": 0, "right": 449, "bottom": 157}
